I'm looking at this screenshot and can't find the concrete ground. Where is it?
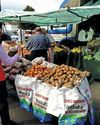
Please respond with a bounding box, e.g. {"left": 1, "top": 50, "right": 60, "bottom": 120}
{"left": 0, "top": 80, "right": 100, "bottom": 125}
{"left": 90, "top": 80, "right": 100, "bottom": 125}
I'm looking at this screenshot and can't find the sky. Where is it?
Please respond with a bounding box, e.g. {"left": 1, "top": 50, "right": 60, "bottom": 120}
{"left": 1, "top": 0, "right": 64, "bottom": 13}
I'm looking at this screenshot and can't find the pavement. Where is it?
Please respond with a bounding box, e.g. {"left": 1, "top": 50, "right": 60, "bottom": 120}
{"left": 90, "top": 80, "right": 100, "bottom": 125}
{"left": 0, "top": 80, "right": 100, "bottom": 125}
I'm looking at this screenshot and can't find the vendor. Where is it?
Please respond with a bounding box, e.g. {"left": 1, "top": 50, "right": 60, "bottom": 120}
{"left": 25, "top": 27, "right": 51, "bottom": 62}
{"left": 0, "top": 28, "right": 22, "bottom": 125}
{"left": 54, "top": 37, "right": 76, "bottom": 66}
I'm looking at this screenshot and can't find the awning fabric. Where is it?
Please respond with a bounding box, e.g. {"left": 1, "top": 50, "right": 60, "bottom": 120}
{"left": 92, "top": 0, "right": 100, "bottom": 5}
{"left": 83, "top": 0, "right": 100, "bottom": 6}
{"left": 0, "top": 5, "right": 100, "bottom": 26}
{"left": 0, "top": 9, "right": 86, "bottom": 25}
{"left": 0, "top": 9, "right": 36, "bottom": 18}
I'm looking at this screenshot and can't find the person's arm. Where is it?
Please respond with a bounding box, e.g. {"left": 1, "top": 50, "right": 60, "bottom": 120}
{"left": 47, "top": 47, "right": 52, "bottom": 62}
{"left": 0, "top": 45, "right": 22, "bottom": 66}
{"left": 46, "top": 37, "right": 52, "bottom": 62}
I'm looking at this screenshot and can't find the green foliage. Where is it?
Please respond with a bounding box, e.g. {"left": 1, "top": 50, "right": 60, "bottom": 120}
{"left": 23, "top": 5, "right": 35, "bottom": 11}
{"left": 19, "top": 5, "right": 37, "bottom": 30}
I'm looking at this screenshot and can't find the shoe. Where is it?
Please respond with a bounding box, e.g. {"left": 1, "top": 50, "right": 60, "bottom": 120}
{"left": 9, "top": 120, "right": 18, "bottom": 125}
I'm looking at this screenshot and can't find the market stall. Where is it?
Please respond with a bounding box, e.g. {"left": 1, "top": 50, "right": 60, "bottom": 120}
{"left": 7, "top": 57, "right": 94, "bottom": 125}
{"left": 1, "top": 6, "right": 100, "bottom": 125}
{"left": 82, "top": 39, "right": 100, "bottom": 80}
{"left": 53, "top": 38, "right": 81, "bottom": 68}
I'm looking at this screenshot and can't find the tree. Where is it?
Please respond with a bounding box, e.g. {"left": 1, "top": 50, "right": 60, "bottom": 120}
{"left": 20, "top": 5, "right": 37, "bottom": 30}
{"left": 23, "top": 5, "right": 35, "bottom": 11}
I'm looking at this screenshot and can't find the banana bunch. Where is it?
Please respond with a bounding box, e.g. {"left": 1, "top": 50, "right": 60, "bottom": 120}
{"left": 16, "top": 42, "right": 24, "bottom": 46}
{"left": 71, "top": 47, "right": 81, "bottom": 53}
{"left": 53, "top": 46, "right": 63, "bottom": 53}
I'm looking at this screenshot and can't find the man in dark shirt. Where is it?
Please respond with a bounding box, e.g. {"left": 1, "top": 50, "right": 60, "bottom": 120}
{"left": 54, "top": 37, "right": 75, "bottom": 65}
{"left": 25, "top": 27, "right": 51, "bottom": 61}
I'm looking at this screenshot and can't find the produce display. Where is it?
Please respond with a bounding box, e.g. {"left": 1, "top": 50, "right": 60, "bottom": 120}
{"left": 83, "top": 54, "right": 93, "bottom": 60}
{"left": 53, "top": 45, "right": 63, "bottom": 52}
{"left": 3, "top": 58, "right": 32, "bottom": 80}
{"left": 8, "top": 47, "right": 18, "bottom": 57}
{"left": 93, "top": 50, "right": 100, "bottom": 61}
{"left": 24, "top": 64, "right": 51, "bottom": 77}
{"left": 71, "top": 47, "right": 81, "bottom": 53}
{"left": 87, "top": 39, "right": 100, "bottom": 47}
{"left": 24, "top": 63, "right": 90, "bottom": 88}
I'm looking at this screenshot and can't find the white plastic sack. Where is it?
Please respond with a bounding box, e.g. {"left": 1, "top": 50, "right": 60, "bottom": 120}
{"left": 32, "top": 82, "right": 52, "bottom": 111}
{"left": 32, "top": 82, "right": 53, "bottom": 122}
{"left": 46, "top": 78, "right": 91, "bottom": 118}
{"left": 42, "top": 61, "right": 56, "bottom": 68}
{"left": 47, "top": 88, "right": 65, "bottom": 117}
{"left": 32, "top": 57, "right": 45, "bottom": 65}
{"left": 15, "top": 75, "right": 37, "bottom": 109}
{"left": 78, "top": 78, "right": 92, "bottom": 104}
{"left": 63, "top": 78, "right": 91, "bottom": 118}
{"left": 78, "top": 78, "right": 94, "bottom": 125}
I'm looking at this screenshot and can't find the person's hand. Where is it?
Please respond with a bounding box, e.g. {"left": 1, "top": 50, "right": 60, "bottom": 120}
{"left": 48, "top": 57, "right": 51, "bottom": 62}
{"left": 17, "top": 45, "right": 23, "bottom": 55}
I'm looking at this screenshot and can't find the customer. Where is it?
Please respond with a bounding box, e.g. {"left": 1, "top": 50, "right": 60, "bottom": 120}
{"left": 0, "top": 29, "right": 22, "bottom": 125}
{"left": 25, "top": 27, "right": 51, "bottom": 62}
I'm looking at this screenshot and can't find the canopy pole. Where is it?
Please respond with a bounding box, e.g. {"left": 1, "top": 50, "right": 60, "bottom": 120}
{"left": 0, "top": 0, "right": 1, "bottom": 11}
{"left": 66, "top": 23, "right": 67, "bottom": 38}
{"left": 47, "top": 25, "right": 49, "bottom": 33}
{"left": 81, "top": 17, "right": 83, "bottom": 22}
{"left": 19, "top": 16, "right": 23, "bottom": 57}
{"left": 19, "top": 16, "right": 23, "bottom": 44}
{"left": 0, "top": 0, "right": 2, "bottom": 29}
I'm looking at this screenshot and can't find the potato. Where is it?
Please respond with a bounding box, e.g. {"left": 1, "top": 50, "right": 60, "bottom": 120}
{"left": 4, "top": 67, "right": 12, "bottom": 73}
{"left": 9, "top": 68, "right": 18, "bottom": 74}
{"left": 14, "top": 62, "right": 24, "bottom": 69}
{"left": 63, "top": 83, "right": 73, "bottom": 88}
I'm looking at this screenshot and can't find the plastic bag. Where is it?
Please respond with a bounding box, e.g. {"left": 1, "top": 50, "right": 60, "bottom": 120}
{"left": 47, "top": 88, "right": 65, "bottom": 117}
{"left": 58, "top": 78, "right": 94, "bottom": 125}
{"left": 32, "top": 82, "right": 53, "bottom": 123}
{"left": 15, "top": 74, "right": 36, "bottom": 112}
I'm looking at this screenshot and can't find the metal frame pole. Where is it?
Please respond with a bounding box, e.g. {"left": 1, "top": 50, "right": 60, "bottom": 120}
{"left": 0, "top": 0, "right": 1, "bottom": 11}
{"left": 0, "top": 0, "right": 2, "bottom": 29}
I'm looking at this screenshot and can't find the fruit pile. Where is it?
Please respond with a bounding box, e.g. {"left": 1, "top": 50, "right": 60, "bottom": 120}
{"left": 3, "top": 58, "right": 32, "bottom": 80}
{"left": 24, "top": 64, "right": 90, "bottom": 88}
{"left": 41, "top": 64, "right": 90, "bottom": 88}
{"left": 24, "top": 64, "right": 51, "bottom": 78}
{"left": 71, "top": 47, "right": 81, "bottom": 53}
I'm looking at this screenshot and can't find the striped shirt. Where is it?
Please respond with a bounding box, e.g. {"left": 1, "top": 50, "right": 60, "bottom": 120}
{"left": 25, "top": 34, "right": 51, "bottom": 51}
